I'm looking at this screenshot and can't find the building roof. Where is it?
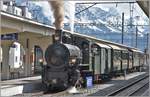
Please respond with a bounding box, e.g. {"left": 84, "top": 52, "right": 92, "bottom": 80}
{"left": 64, "top": 29, "right": 140, "bottom": 50}
{"left": 137, "top": 1, "right": 149, "bottom": 17}
{"left": 94, "top": 42, "right": 111, "bottom": 49}
{"left": 1, "top": 11, "right": 55, "bottom": 30}
{"left": 107, "top": 44, "right": 127, "bottom": 51}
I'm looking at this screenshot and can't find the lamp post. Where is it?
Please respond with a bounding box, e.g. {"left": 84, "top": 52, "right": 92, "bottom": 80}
{"left": 146, "top": 33, "right": 149, "bottom": 66}
{"left": 135, "top": 16, "right": 140, "bottom": 48}
{"left": 147, "top": 33, "right": 149, "bottom": 50}
{"left": 135, "top": 25, "right": 138, "bottom": 48}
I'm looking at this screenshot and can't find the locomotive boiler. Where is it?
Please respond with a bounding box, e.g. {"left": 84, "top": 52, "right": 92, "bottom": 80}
{"left": 42, "top": 30, "right": 81, "bottom": 91}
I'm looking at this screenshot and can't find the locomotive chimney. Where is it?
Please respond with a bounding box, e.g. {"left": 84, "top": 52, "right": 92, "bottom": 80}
{"left": 49, "top": 1, "right": 64, "bottom": 43}
{"left": 53, "top": 29, "right": 63, "bottom": 43}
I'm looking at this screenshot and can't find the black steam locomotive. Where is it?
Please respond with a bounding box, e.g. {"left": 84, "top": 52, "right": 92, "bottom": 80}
{"left": 42, "top": 30, "right": 81, "bottom": 91}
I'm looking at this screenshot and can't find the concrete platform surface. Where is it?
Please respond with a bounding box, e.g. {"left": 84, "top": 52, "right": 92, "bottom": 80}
{"left": 1, "top": 76, "right": 44, "bottom": 96}
{"left": 112, "top": 72, "right": 146, "bottom": 80}
{"left": 0, "top": 72, "right": 148, "bottom": 96}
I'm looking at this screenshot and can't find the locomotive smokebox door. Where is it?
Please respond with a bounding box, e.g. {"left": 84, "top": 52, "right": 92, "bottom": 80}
{"left": 45, "top": 43, "right": 70, "bottom": 69}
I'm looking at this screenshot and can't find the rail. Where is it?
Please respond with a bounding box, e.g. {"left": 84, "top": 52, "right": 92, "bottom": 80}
{"left": 107, "top": 74, "right": 149, "bottom": 96}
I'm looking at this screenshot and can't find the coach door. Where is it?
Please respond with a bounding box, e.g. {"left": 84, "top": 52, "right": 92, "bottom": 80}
{"left": 91, "top": 44, "right": 100, "bottom": 75}
{"left": 92, "top": 43, "right": 111, "bottom": 75}
{"left": 101, "top": 48, "right": 106, "bottom": 74}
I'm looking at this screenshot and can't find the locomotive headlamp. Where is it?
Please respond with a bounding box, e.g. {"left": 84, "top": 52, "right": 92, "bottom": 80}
{"left": 39, "top": 59, "right": 43, "bottom": 63}
{"left": 69, "top": 58, "right": 76, "bottom": 64}
{"left": 52, "top": 79, "right": 57, "bottom": 84}
{"left": 71, "top": 59, "right": 76, "bottom": 63}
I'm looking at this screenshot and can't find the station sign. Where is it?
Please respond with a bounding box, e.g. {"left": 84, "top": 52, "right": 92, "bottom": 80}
{"left": 1, "top": 33, "right": 18, "bottom": 40}
{"left": 86, "top": 76, "right": 93, "bottom": 88}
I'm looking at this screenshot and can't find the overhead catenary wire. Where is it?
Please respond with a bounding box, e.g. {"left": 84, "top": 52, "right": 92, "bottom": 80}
{"left": 76, "top": 1, "right": 136, "bottom": 4}
{"left": 75, "top": 3, "right": 97, "bottom": 15}
{"left": 74, "top": 2, "right": 149, "bottom": 28}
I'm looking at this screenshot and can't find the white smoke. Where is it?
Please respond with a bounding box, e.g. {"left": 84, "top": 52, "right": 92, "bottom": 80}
{"left": 49, "top": 1, "right": 64, "bottom": 29}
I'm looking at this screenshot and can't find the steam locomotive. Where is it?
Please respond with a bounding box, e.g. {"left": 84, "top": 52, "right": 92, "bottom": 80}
{"left": 42, "top": 30, "right": 81, "bottom": 91}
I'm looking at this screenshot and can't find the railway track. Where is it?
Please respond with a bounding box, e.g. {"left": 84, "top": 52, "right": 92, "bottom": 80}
{"left": 130, "top": 83, "right": 149, "bottom": 96}
{"left": 107, "top": 75, "right": 149, "bottom": 96}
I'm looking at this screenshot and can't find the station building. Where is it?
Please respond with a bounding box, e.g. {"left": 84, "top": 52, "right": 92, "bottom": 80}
{"left": 0, "top": 1, "right": 55, "bottom": 80}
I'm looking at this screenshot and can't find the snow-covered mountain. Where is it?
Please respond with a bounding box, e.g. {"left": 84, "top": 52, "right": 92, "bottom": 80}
{"left": 15, "top": 0, "right": 52, "bottom": 25}
{"left": 74, "top": 4, "right": 122, "bottom": 36}
{"left": 27, "top": 2, "right": 52, "bottom": 25}
{"left": 15, "top": 0, "right": 149, "bottom": 51}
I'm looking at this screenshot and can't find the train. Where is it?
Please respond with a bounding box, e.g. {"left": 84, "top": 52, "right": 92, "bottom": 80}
{"left": 42, "top": 29, "right": 147, "bottom": 91}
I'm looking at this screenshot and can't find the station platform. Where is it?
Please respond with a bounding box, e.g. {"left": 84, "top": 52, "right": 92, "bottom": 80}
{"left": 0, "top": 71, "right": 148, "bottom": 96}
{"left": 1, "top": 76, "right": 44, "bottom": 96}
{"left": 112, "top": 72, "right": 146, "bottom": 80}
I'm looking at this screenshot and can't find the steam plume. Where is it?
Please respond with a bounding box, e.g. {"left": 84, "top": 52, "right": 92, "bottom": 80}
{"left": 49, "top": 1, "right": 64, "bottom": 29}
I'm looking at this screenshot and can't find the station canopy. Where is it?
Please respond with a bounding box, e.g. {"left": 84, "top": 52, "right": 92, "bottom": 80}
{"left": 130, "top": 48, "right": 144, "bottom": 53}
{"left": 107, "top": 44, "right": 127, "bottom": 51}
{"left": 137, "top": 1, "right": 149, "bottom": 18}
{"left": 94, "top": 42, "right": 111, "bottom": 49}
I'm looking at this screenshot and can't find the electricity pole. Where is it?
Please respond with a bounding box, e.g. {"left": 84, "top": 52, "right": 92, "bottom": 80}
{"left": 147, "top": 33, "right": 149, "bottom": 50}
{"left": 148, "top": 33, "right": 150, "bottom": 66}
{"left": 121, "top": 12, "right": 124, "bottom": 44}
{"left": 147, "top": 33, "right": 149, "bottom": 66}
{"left": 135, "top": 26, "right": 138, "bottom": 48}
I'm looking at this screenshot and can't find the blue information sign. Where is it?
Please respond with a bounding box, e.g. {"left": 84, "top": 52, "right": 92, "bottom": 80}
{"left": 1, "top": 33, "right": 18, "bottom": 40}
{"left": 86, "top": 76, "right": 93, "bottom": 88}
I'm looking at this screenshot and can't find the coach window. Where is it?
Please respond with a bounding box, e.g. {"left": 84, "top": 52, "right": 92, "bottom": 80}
{"left": 113, "top": 50, "right": 121, "bottom": 70}
{"left": 122, "top": 51, "right": 128, "bottom": 59}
